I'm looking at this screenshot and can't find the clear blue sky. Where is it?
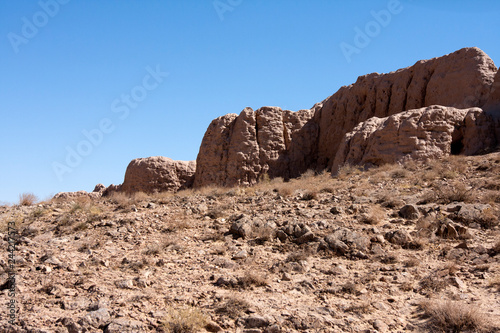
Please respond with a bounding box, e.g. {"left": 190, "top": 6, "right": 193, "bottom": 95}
{"left": 1, "top": 0, "right": 499, "bottom": 204}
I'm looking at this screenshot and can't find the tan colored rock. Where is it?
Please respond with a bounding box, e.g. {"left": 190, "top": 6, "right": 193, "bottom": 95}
{"left": 194, "top": 48, "right": 497, "bottom": 188}
{"left": 483, "top": 70, "right": 500, "bottom": 144}
{"left": 315, "top": 47, "right": 497, "bottom": 170}
{"left": 193, "top": 106, "right": 317, "bottom": 187}
{"left": 332, "top": 106, "right": 496, "bottom": 173}
{"left": 484, "top": 70, "right": 500, "bottom": 119}
{"left": 121, "top": 156, "right": 196, "bottom": 193}
{"left": 53, "top": 190, "right": 101, "bottom": 200}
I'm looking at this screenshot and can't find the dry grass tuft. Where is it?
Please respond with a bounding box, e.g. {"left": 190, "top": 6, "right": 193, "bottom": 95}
{"left": 419, "top": 273, "right": 448, "bottom": 293}
{"left": 488, "top": 275, "right": 500, "bottom": 292}
{"left": 418, "top": 300, "right": 487, "bottom": 332}
{"left": 286, "top": 250, "right": 310, "bottom": 263}
{"left": 215, "top": 296, "right": 251, "bottom": 319}
{"left": 19, "top": 193, "right": 38, "bottom": 206}
{"left": 237, "top": 271, "right": 268, "bottom": 289}
{"left": 340, "top": 282, "right": 359, "bottom": 295}
{"left": 301, "top": 190, "right": 318, "bottom": 201}
{"left": 162, "top": 306, "right": 208, "bottom": 333}
{"left": 360, "top": 205, "right": 386, "bottom": 225}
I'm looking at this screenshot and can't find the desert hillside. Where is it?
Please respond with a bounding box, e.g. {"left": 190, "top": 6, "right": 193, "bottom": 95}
{"left": 1, "top": 152, "right": 499, "bottom": 332}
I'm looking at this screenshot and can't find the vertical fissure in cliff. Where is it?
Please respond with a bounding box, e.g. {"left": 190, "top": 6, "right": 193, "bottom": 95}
{"left": 423, "top": 68, "right": 436, "bottom": 106}
{"left": 386, "top": 83, "right": 393, "bottom": 116}
{"left": 402, "top": 72, "right": 414, "bottom": 111}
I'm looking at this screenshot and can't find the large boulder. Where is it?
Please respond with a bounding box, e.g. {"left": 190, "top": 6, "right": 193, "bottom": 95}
{"left": 315, "top": 47, "right": 497, "bottom": 170}
{"left": 121, "top": 156, "right": 196, "bottom": 193}
{"left": 332, "top": 106, "right": 496, "bottom": 173}
{"left": 193, "top": 106, "right": 318, "bottom": 188}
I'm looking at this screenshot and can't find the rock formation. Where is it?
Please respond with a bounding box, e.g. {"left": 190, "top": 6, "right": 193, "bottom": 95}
{"left": 194, "top": 47, "right": 498, "bottom": 188}
{"left": 331, "top": 106, "right": 496, "bottom": 173}
{"left": 193, "top": 106, "right": 319, "bottom": 188}
{"left": 314, "top": 47, "right": 497, "bottom": 170}
{"left": 120, "top": 156, "right": 196, "bottom": 194}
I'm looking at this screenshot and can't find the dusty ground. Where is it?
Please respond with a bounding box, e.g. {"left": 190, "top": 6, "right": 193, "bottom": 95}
{"left": 1, "top": 153, "right": 500, "bottom": 333}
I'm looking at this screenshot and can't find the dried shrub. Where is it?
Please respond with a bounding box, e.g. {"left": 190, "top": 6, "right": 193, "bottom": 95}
{"left": 162, "top": 306, "right": 208, "bottom": 333}
{"left": 300, "top": 169, "right": 316, "bottom": 179}
{"left": 131, "top": 191, "right": 150, "bottom": 202}
{"left": 404, "top": 257, "right": 421, "bottom": 268}
{"left": 399, "top": 282, "right": 414, "bottom": 292}
{"left": 301, "top": 190, "right": 318, "bottom": 201}
{"left": 488, "top": 276, "right": 500, "bottom": 292}
{"left": 340, "top": 282, "right": 359, "bottom": 295}
{"left": 31, "top": 208, "right": 47, "bottom": 218}
{"left": 419, "top": 274, "right": 448, "bottom": 293}
{"left": 215, "top": 296, "right": 250, "bottom": 319}
{"left": 434, "top": 184, "right": 473, "bottom": 204}
{"left": 478, "top": 207, "right": 499, "bottom": 229}
{"left": 286, "top": 250, "right": 310, "bottom": 263}
{"left": 418, "top": 300, "right": 486, "bottom": 332}
{"left": 271, "top": 182, "right": 294, "bottom": 197}
{"left": 19, "top": 193, "right": 38, "bottom": 206}
{"left": 336, "top": 163, "right": 362, "bottom": 179}
{"left": 109, "top": 192, "right": 132, "bottom": 208}
{"left": 128, "top": 258, "right": 150, "bottom": 272}
{"left": 390, "top": 168, "right": 409, "bottom": 179}
{"left": 144, "top": 244, "right": 161, "bottom": 256}
{"left": 360, "top": 205, "right": 385, "bottom": 225}
{"left": 237, "top": 271, "right": 268, "bottom": 289}
{"left": 163, "top": 215, "right": 191, "bottom": 232}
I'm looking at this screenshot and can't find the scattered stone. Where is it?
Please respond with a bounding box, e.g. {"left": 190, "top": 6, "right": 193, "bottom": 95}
{"left": 385, "top": 229, "right": 412, "bottom": 246}
{"left": 80, "top": 308, "right": 110, "bottom": 328}
{"left": 399, "top": 204, "right": 420, "bottom": 220}
{"left": 330, "top": 206, "right": 343, "bottom": 215}
{"left": 104, "top": 318, "right": 147, "bottom": 333}
{"left": 114, "top": 279, "right": 134, "bottom": 289}
{"left": 233, "top": 250, "right": 249, "bottom": 260}
{"left": 450, "top": 276, "right": 467, "bottom": 290}
{"left": 244, "top": 315, "right": 270, "bottom": 328}
{"left": 206, "top": 321, "right": 223, "bottom": 332}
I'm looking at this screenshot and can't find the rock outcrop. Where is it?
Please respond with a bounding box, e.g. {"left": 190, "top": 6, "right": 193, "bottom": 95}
{"left": 194, "top": 47, "right": 498, "bottom": 187}
{"left": 484, "top": 70, "right": 500, "bottom": 119}
{"left": 331, "top": 106, "right": 496, "bottom": 173}
{"left": 314, "top": 47, "right": 497, "bottom": 170}
{"left": 120, "top": 156, "right": 196, "bottom": 193}
{"left": 483, "top": 70, "right": 500, "bottom": 143}
{"left": 193, "top": 106, "right": 319, "bottom": 188}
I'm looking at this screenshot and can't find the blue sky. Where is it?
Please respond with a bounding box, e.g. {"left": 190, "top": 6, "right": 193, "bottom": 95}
{"left": 1, "top": 0, "right": 499, "bottom": 204}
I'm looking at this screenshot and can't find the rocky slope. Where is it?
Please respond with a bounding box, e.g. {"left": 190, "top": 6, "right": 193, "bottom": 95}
{"left": 2, "top": 153, "right": 500, "bottom": 332}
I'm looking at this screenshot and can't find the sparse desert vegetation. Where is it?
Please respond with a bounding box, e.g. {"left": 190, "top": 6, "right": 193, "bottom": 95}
{"left": 0, "top": 153, "right": 499, "bottom": 332}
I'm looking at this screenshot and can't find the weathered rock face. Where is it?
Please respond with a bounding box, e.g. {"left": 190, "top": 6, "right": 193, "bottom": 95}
{"left": 121, "top": 156, "right": 196, "bottom": 193}
{"left": 193, "top": 106, "right": 318, "bottom": 187}
{"left": 194, "top": 48, "right": 497, "bottom": 187}
{"left": 332, "top": 106, "right": 496, "bottom": 173}
{"left": 315, "top": 47, "right": 497, "bottom": 170}
{"left": 483, "top": 70, "right": 500, "bottom": 143}
{"left": 484, "top": 70, "right": 500, "bottom": 119}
